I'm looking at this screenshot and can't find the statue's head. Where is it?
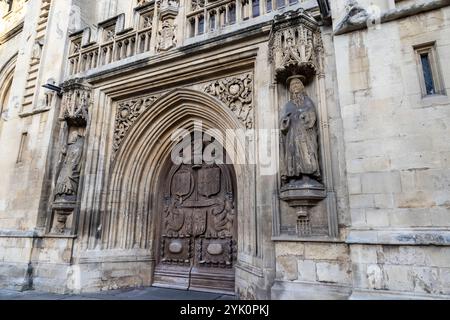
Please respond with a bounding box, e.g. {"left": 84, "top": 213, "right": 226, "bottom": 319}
{"left": 68, "top": 130, "right": 80, "bottom": 144}
{"left": 288, "top": 77, "right": 305, "bottom": 95}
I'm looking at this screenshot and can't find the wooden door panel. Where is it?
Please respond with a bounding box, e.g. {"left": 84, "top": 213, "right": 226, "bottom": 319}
{"left": 153, "top": 159, "right": 236, "bottom": 294}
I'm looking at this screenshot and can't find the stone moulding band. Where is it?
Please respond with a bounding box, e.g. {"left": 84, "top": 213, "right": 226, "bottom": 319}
{"left": 346, "top": 229, "right": 450, "bottom": 246}
{"left": 334, "top": 0, "right": 450, "bottom": 36}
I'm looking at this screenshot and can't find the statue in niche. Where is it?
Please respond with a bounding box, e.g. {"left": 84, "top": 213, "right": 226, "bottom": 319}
{"left": 54, "top": 130, "right": 85, "bottom": 202}
{"left": 280, "top": 76, "right": 321, "bottom": 186}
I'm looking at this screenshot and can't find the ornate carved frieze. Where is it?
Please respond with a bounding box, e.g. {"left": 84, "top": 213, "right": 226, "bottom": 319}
{"left": 113, "top": 95, "right": 159, "bottom": 154}
{"left": 204, "top": 73, "right": 254, "bottom": 129}
{"left": 269, "top": 9, "right": 323, "bottom": 84}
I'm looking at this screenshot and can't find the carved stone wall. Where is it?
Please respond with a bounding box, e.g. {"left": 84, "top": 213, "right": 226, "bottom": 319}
{"left": 203, "top": 73, "right": 254, "bottom": 129}
{"left": 113, "top": 94, "right": 159, "bottom": 154}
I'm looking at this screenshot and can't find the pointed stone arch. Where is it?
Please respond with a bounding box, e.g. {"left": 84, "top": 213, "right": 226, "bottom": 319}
{"left": 0, "top": 54, "right": 17, "bottom": 136}
{"left": 102, "top": 88, "right": 256, "bottom": 272}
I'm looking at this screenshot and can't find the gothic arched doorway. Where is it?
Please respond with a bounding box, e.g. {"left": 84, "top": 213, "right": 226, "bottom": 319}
{"left": 153, "top": 134, "right": 237, "bottom": 294}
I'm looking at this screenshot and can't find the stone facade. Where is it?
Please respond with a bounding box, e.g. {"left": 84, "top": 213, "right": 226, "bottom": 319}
{"left": 0, "top": 0, "right": 449, "bottom": 299}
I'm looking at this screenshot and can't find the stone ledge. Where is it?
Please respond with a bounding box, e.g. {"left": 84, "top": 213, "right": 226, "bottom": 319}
{"left": 272, "top": 235, "right": 343, "bottom": 243}
{"left": 235, "top": 261, "right": 264, "bottom": 278}
{"left": 0, "top": 20, "right": 24, "bottom": 45}
{"left": 346, "top": 229, "right": 450, "bottom": 246}
{"left": 334, "top": 0, "right": 450, "bottom": 36}
{"left": 18, "top": 107, "right": 51, "bottom": 118}
{"left": 350, "top": 288, "right": 450, "bottom": 300}
{"left": 76, "top": 249, "right": 154, "bottom": 264}
{"left": 271, "top": 280, "right": 352, "bottom": 300}
{"left": 0, "top": 229, "right": 76, "bottom": 239}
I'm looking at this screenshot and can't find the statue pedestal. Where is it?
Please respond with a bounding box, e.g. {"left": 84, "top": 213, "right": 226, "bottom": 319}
{"left": 51, "top": 201, "right": 76, "bottom": 234}
{"left": 280, "top": 177, "right": 326, "bottom": 237}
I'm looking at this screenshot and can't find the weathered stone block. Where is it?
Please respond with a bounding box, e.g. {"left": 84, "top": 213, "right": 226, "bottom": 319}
{"left": 275, "top": 242, "right": 305, "bottom": 257}
{"left": 297, "top": 260, "right": 316, "bottom": 282}
{"left": 361, "top": 172, "right": 402, "bottom": 194}
{"left": 316, "top": 262, "right": 351, "bottom": 285}
{"left": 276, "top": 256, "right": 298, "bottom": 281}
{"left": 304, "top": 244, "right": 349, "bottom": 261}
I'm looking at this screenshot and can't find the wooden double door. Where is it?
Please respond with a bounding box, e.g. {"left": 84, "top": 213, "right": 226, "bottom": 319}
{"left": 153, "top": 160, "right": 237, "bottom": 294}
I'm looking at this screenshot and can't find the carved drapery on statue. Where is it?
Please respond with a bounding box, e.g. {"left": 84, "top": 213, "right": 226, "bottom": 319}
{"left": 50, "top": 80, "right": 91, "bottom": 234}
{"left": 270, "top": 9, "right": 327, "bottom": 237}
{"left": 280, "top": 77, "right": 321, "bottom": 182}
{"left": 54, "top": 131, "right": 84, "bottom": 202}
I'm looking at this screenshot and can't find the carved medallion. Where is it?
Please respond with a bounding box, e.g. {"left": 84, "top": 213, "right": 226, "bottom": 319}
{"left": 113, "top": 95, "right": 159, "bottom": 154}
{"left": 204, "top": 73, "right": 254, "bottom": 129}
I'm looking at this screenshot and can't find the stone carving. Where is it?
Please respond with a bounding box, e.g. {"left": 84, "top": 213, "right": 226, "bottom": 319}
{"left": 55, "top": 131, "right": 85, "bottom": 202}
{"left": 270, "top": 9, "right": 327, "bottom": 237}
{"left": 280, "top": 77, "right": 321, "bottom": 183}
{"left": 336, "top": 0, "right": 369, "bottom": 31}
{"left": 204, "top": 74, "right": 253, "bottom": 129}
{"left": 60, "top": 84, "right": 90, "bottom": 127}
{"left": 137, "top": 0, "right": 150, "bottom": 6}
{"left": 31, "top": 39, "right": 44, "bottom": 61}
{"left": 269, "top": 9, "right": 322, "bottom": 83}
{"left": 143, "top": 15, "right": 153, "bottom": 28}
{"left": 50, "top": 80, "right": 91, "bottom": 234}
{"left": 52, "top": 131, "right": 85, "bottom": 234}
{"left": 191, "top": 0, "right": 205, "bottom": 11}
{"left": 278, "top": 77, "right": 326, "bottom": 237}
{"left": 113, "top": 95, "right": 159, "bottom": 153}
{"left": 157, "top": 20, "right": 177, "bottom": 52}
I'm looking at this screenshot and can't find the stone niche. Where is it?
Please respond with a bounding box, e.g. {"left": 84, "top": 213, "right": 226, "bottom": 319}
{"left": 269, "top": 9, "right": 338, "bottom": 239}
{"left": 47, "top": 79, "right": 91, "bottom": 235}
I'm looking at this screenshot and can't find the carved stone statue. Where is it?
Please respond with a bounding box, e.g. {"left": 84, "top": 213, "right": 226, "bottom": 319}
{"left": 157, "top": 20, "right": 177, "bottom": 52}
{"left": 280, "top": 77, "right": 320, "bottom": 184}
{"left": 55, "top": 131, "right": 85, "bottom": 202}
{"left": 279, "top": 76, "right": 326, "bottom": 237}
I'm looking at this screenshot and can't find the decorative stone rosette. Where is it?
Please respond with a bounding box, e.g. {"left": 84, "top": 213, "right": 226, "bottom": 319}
{"left": 204, "top": 73, "right": 254, "bottom": 129}
{"left": 113, "top": 95, "right": 159, "bottom": 154}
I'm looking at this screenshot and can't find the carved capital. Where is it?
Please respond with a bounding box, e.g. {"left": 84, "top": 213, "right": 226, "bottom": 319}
{"left": 269, "top": 9, "right": 323, "bottom": 84}
{"left": 60, "top": 79, "right": 92, "bottom": 127}
{"left": 204, "top": 73, "right": 254, "bottom": 129}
